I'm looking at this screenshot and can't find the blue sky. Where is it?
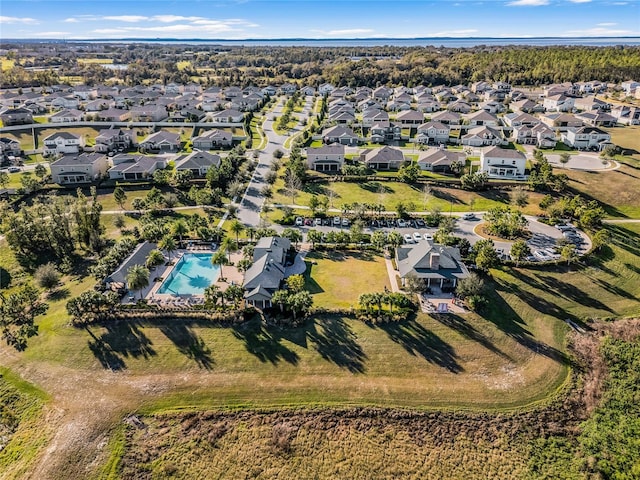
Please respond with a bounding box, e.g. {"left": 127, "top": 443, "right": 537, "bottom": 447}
{"left": 1, "top": 0, "right": 639, "bottom": 39}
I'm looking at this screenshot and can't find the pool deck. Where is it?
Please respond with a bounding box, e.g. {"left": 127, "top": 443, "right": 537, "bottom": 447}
{"left": 122, "top": 248, "right": 247, "bottom": 308}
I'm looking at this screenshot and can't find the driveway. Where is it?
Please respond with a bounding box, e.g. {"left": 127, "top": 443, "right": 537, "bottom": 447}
{"left": 546, "top": 153, "right": 611, "bottom": 171}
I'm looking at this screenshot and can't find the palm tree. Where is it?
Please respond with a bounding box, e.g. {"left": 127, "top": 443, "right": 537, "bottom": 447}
{"left": 246, "top": 227, "right": 256, "bottom": 242}
{"left": 126, "top": 265, "right": 150, "bottom": 299}
{"left": 229, "top": 219, "right": 245, "bottom": 246}
{"left": 145, "top": 249, "right": 165, "bottom": 270}
{"left": 171, "top": 220, "right": 189, "bottom": 246}
{"left": 211, "top": 250, "right": 228, "bottom": 281}
{"left": 224, "top": 284, "right": 244, "bottom": 308}
{"left": 358, "top": 293, "right": 373, "bottom": 313}
{"left": 271, "top": 289, "right": 289, "bottom": 313}
{"left": 221, "top": 236, "right": 238, "bottom": 262}
{"left": 288, "top": 291, "right": 312, "bottom": 321}
{"left": 204, "top": 284, "right": 221, "bottom": 308}
{"left": 158, "top": 235, "right": 176, "bottom": 261}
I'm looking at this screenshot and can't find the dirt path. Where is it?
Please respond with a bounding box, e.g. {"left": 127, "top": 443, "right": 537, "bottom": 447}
{"left": 0, "top": 345, "right": 201, "bottom": 480}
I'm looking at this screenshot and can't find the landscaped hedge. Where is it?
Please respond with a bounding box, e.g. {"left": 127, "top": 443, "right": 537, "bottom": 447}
{"left": 106, "top": 305, "right": 256, "bottom": 324}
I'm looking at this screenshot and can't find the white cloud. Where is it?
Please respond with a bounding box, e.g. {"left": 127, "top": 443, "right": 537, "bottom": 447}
{"left": 429, "top": 29, "right": 480, "bottom": 37}
{"left": 32, "top": 31, "right": 71, "bottom": 37}
{"left": 564, "top": 27, "right": 636, "bottom": 35}
{"left": 507, "top": 0, "right": 549, "bottom": 5}
{"left": 567, "top": 0, "right": 591, "bottom": 3}
{"left": 102, "top": 15, "right": 149, "bottom": 23}
{"left": 152, "top": 15, "right": 205, "bottom": 23}
{"left": 0, "top": 15, "right": 39, "bottom": 24}
{"left": 597, "top": 22, "right": 618, "bottom": 26}
{"left": 63, "top": 18, "right": 79, "bottom": 23}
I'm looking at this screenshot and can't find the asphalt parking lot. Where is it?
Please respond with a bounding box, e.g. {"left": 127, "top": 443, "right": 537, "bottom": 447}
{"left": 290, "top": 213, "right": 591, "bottom": 262}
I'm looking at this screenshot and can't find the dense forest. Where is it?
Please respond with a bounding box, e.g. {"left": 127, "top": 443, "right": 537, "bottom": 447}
{"left": 2, "top": 43, "right": 640, "bottom": 88}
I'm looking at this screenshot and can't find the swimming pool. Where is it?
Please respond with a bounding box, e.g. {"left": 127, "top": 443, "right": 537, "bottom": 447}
{"left": 157, "top": 253, "right": 220, "bottom": 295}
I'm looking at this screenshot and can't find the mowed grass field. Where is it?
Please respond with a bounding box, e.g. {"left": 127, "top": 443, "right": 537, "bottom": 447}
{"left": 273, "top": 176, "right": 546, "bottom": 215}
{"left": 303, "top": 250, "right": 391, "bottom": 308}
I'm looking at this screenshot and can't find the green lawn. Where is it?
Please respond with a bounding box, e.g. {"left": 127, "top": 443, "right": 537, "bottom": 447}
{"left": 565, "top": 162, "right": 640, "bottom": 218}
{"left": 273, "top": 176, "right": 546, "bottom": 215}
{"left": 303, "top": 250, "right": 391, "bottom": 309}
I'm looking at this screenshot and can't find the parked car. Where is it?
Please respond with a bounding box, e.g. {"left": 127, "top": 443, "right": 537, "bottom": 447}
{"left": 556, "top": 223, "right": 575, "bottom": 232}
{"left": 341, "top": 217, "right": 350, "bottom": 227}
{"left": 397, "top": 219, "right": 407, "bottom": 228}
{"left": 315, "top": 218, "right": 322, "bottom": 226}
{"left": 423, "top": 233, "right": 433, "bottom": 241}
{"left": 322, "top": 218, "right": 331, "bottom": 226}
{"left": 295, "top": 217, "right": 304, "bottom": 226}
{"left": 403, "top": 233, "right": 413, "bottom": 244}
{"left": 462, "top": 213, "right": 477, "bottom": 220}
{"left": 8, "top": 166, "right": 20, "bottom": 173}
{"left": 413, "top": 232, "right": 422, "bottom": 242}
{"left": 333, "top": 216, "right": 341, "bottom": 226}
{"left": 304, "top": 218, "right": 313, "bottom": 226}
{"left": 416, "top": 219, "right": 426, "bottom": 228}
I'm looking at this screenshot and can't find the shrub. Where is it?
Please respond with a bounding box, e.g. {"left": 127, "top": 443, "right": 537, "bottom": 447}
{"left": 34, "top": 263, "right": 61, "bottom": 290}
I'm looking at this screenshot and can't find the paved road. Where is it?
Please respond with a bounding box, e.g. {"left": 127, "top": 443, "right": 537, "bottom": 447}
{"left": 237, "top": 95, "right": 314, "bottom": 227}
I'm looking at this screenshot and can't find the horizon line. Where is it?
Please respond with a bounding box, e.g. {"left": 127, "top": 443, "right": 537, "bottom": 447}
{"left": 2, "top": 35, "right": 640, "bottom": 42}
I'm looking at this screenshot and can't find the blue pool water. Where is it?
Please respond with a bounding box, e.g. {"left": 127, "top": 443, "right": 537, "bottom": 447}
{"left": 157, "top": 253, "right": 220, "bottom": 295}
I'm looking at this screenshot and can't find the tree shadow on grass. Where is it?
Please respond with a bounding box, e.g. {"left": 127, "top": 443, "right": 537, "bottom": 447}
{"left": 158, "top": 323, "right": 214, "bottom": 370}
{"left": 232, "top": 319, "right": 299, "bottom": 365}
{"left": 482, "top": 279, "right": 573, "bottom": 367}
{"left": 86, "top": 322, "right": 156, "bottom": 371}
{"left": 306, "top": 317, "right": 367, "bottom": 373}
{"left": 431, "top": 189, "right": 464, "bottom": 205}
{"left": 303, "top": 262, "right": 324, "bottom": 295}
{"left": 432, "top": 313, "right": 510, "bottom": 360}
{"left": 359, "top": 181, "right": 394, "bottom": 194}
{"left": 376, "top": 320, "right": 463, "bottom": 373}
{"left": 47, "top": 287, "right": 70, "bottom": 302}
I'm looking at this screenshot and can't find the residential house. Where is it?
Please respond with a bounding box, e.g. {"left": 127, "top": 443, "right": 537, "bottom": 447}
{"left": 301, "top": 86, "right": 316, "bottom": 96}
{"left": 174, "top": 151, "right": 221, "bottom": 177}
{"left": 416, "top": 121, "right": 450, "bottom": 145}
{"left": 49, "top": 94, "right": 80, "bottom": 110}
{"left": 396, "top": 242, "right": 470, "bottom": 291}
{"left": 621, "top": 80, "right": 640, "bottom": 96}
{"left": 416, "top": 100, "right": 441, "bottom": 113}
{"left": 431, "top": 111, "right": 461, "bottom": 126}
{"left": 95, "top": 128, "right": 134, "bottom": 153}
{"left": 50, "top": 152, "right": 108, "bottom": 185}
{"left": 466, "top": 110, "right": 500, "bottom": 127}
{"left": 0, "top": 137, "right": 21, "bottom": 162}
{"left": 360, "top": 146, "right": 404, "bottom": 170}
{"left": 278, "top": 83, "right": 297, "bottom": 95}
{"left": 243, "top": 236, "right": 291, "bottom": 309}
{"left": 503, "top": 112, "right": 540, "bottom": 128}
{"left": 0, "top": 107, "right": 33, "bottom": 126}
{"left": 370, "top": 122, "right": 402, "bottom": 143}
{"left": 108, "top": 154, "right": 167, "bottom": 181}
{"left": 211, "top": 109, "right": 244, "bottom": 123}
{"left": 447, "top": 100, "right": 472, "bottom": 114}
{"left": 43, "top": 132, "right": 84, "bottom": 156}
{"left": 510, "top": 98, "right": 544, "bottom": 113}
{"left": 573, "top": 96, "right": 610, "bottom": 112}
{"left": 305, "top": 144, "right": 345, "bottom": 172}
{"left": 575, "top": 112, "right": 616, "bottom": 128}
{"left": 471, "top": 81, "right": 491, "bottom": 94}
{"left": 84, "top": 99, "right": 111, "bottom": 112}
{"left": 95, "top": 108, "right": 131, "bottom": 122}
{"left": 395, "top": 110, "right": 424, "bottom": 126}
{"left": 49, "top": 108, "right": 84, "bottom": 123}
{"left": 562, "top": 126, "right": 612, "bottom": 151}
{"left": 461, "top": 126, "right": 504, "bottom": 147}
{"left": 610, "top": 105, "right": 640, "bottom": 125}
{"left": 543, "top": 94, "right": 575, "bottom": 112}
{"left": 261, "top": 86, "right": 277, "bottom": 96}
{"left": 362, "top": 109, "right": 389, "bottom": 127}
{"left": 322, "top": 125, "right": 360, "bottom": 146}
{"left": 541, "top": 113, "right": 584, "bottom": 131}
{"left": 373, "top": 86, "right": 393, "bottom": 102}
{"left": 191, "top": 129, "right": 233, "bottom": 149}
{"left": 318, "top": 83, "right": 335, "bottom": 95}
{"left": 512, "top": 123, "right": 556, "bottom": 148}
{"left": 416, "top": 148, "right": 464, "bottom": 173}
{"left": 480, "top": 146, "right": 527, "bottom": 178}
{"left": 139, "top": 130, "right": 181, "bottom": 152}
{"left": 129, "top": 105, "right": 168, "bottom": 122}
{"left": 479, "top": 100, "right": 506, "bottom": 114}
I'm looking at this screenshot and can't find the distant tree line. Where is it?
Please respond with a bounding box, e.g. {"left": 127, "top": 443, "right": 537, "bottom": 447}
{"left": 2, "top": 43, "right": 639, "bottom": 88}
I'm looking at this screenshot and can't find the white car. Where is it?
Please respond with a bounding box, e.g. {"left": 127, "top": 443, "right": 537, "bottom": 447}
{"left": 397, "top": 219, "right": 407, "bottom": 228}
{"left": 413, "top": 232, "right": 422, "bottom": 242}
{"left": 423, "top": 233, "right": 433, "bottom": 241}
{"left": 8, "top": 166, "right": 20, "bottom": 173}
{"left": 341, "top": 218, "right": 350, "bottom": 227}
{"left": 295, "top": 217, "right": 303, "bottom": 226}
{"left": 315, "top": 218, "right": 322, "bottom": 226}
{"left": 462, "top": 213, "right": 476, "bottom": 220}
{"left": 403, "top": 233, "right": 413, "bottom": 243}
{"left": 333, "top": 216, "right": 341, "bottom": 226}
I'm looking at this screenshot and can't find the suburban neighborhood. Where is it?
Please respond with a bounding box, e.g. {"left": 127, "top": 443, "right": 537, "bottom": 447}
{"left": 0, "top": 38, "right": 639, "bottom": 480}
